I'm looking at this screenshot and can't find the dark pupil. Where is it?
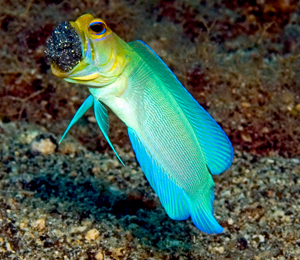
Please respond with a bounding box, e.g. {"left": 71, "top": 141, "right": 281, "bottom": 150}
{"left": 90, "top": 23, "right": 104, "bottom": 33}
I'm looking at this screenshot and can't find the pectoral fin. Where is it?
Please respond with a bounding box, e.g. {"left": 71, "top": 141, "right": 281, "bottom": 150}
{"left": 59, "top": 95, "right": 94, "bottom": 143}
{"left": 94, "top": 98, "right": 124, "bottom": 166}
{"left": 59, "top": 95, "right": 124, "bottom": 165}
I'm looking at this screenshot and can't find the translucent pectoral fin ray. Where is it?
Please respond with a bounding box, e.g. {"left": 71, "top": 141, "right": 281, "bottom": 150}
{"left": 94, "top": 98, "right": 125, "bottom": 166}
{"left": 59, "top": 95, "right": 94, "bottom": 143}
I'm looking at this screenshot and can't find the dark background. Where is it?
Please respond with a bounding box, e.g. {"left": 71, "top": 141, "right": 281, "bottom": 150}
{"left": 1, "top": 0, "right": 300, "bottom": 158}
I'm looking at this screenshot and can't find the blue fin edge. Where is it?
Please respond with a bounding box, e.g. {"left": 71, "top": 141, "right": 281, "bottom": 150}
{"left": 59, "top": 95, "right": 94, "bottom": 144}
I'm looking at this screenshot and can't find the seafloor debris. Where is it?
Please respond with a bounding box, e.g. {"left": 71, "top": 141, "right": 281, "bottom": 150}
{"left": 30, "top": 133, "right": 58, "bottom": 155}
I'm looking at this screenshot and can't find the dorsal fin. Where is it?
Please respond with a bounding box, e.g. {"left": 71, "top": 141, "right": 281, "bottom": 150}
{"left": 129, "top": 40, "right": 233, "bottom": 174}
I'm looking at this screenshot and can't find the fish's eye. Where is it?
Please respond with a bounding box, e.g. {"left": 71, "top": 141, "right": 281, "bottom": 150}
{"left": 88, "top": 21, "right": 106, "bottom": 35}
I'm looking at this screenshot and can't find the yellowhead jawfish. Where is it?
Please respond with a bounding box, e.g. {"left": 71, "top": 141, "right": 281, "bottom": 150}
{"left": 45, "top": 14, "right": 233, "bottom": 234}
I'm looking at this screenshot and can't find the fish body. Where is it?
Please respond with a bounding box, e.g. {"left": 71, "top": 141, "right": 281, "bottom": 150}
{"left": 45, "top": 14, "right": 233, "bottom": 234}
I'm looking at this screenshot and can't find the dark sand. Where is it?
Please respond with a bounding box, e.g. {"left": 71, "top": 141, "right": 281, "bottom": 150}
{"left": 1, "top": 121, "right": 300, "bottom": 259}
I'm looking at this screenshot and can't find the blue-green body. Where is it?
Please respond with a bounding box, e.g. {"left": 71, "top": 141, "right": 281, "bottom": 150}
{"left": 50, "top": 15, "right": 233, "bottom": 234}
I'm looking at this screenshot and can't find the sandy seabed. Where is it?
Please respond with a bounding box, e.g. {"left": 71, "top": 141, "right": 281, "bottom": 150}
{"left": 0, "top": 121, "right": 300, "bottom": 259}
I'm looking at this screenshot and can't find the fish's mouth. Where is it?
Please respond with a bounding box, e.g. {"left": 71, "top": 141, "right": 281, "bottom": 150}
{"left": 45, "top": 21, "right": 84, "bottom": 77}
{"left": 45, "top": 14, "right": 120, "bottom": 85}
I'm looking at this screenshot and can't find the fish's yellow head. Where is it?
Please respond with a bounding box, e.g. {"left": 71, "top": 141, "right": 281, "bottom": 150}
{"left": 45, "top": 14, "right": 130, "bottom": 87}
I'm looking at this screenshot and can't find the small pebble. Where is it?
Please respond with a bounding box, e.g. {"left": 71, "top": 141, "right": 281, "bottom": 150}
{"left": 6, "top": 242, "right": 14, "bottom": 252}
{"left": 32, "top": 219, "right": 46, "bottom": 231}
{"left": 213, "top": 246, "right": 224, "bottom": 253}
{"left": 253, "top": 234, "right": 265, "bottom": 243}
{"left": 241, "top": 102, "right": 251, "bottom": 108}
{"left": 295, "top": 103, "right": 300, "bottom": 111}
{"left": 291, "top": 158, "right": 300, "bottom": 164}
{"left": 18, "top": 130, "right": 39, "bottom": 144}
{"left": 30, "top": 134, "right": 58, "bottom": 155}
{"left": 87, "top": 116, "right": 96, "bottom": 123}
{"left": 237, "top": 237, "right": 248, "bottom": 250}
{"left": 20, "top": 223, "right": 26, "bottom": 230}
{"left": 228, "top": 218, "right": 234, "bottom": 225}
{"left": 70, "top": 225, "right": 88, "bottom": 233}
{"left": 95, "top": 251, "right": 104, "bottom": 260}
{"left": 85, "top": 228, "right": 100, "bottom": 241}
{"left": 272, "top": 210, "right": 285, "bottom": 218}
{"left": 59, "top": 142, "right": 79, "bottom": 155}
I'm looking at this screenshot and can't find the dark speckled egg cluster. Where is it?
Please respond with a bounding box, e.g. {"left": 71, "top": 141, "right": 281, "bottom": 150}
{"left": 44, "top": 21, "right": 82, "bottom": 72}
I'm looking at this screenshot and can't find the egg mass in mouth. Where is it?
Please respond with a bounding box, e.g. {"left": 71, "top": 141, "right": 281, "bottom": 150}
{"left": 45, "top": 21, "right": 82, "bottom": 72}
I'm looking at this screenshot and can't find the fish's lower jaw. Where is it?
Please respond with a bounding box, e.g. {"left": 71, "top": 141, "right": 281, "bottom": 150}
{"left": 51, "top": 65, "right": 69, "bottom": 78}
{"left": 70, "top": 73, "right": 100, "bottom": 81}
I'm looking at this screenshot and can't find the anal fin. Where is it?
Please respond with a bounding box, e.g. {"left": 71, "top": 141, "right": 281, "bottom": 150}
{"left": 128, "top": 127, "right": 223, "bottom": 233}
{"left": 190, "top": 186, "right": 223, "bottom": 234}
{"left": 128, "top": 128, "right": 189, "bottom": 220}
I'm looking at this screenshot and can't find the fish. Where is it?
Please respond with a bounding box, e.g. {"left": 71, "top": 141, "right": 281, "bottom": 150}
{"left": 45, "top": 14, "right": 233, "bottom": 234}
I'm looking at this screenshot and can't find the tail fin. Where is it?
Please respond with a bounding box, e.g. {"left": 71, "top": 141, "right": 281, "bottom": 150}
{"left": 190, "top": 187, "right": 223, "bottom": 234}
